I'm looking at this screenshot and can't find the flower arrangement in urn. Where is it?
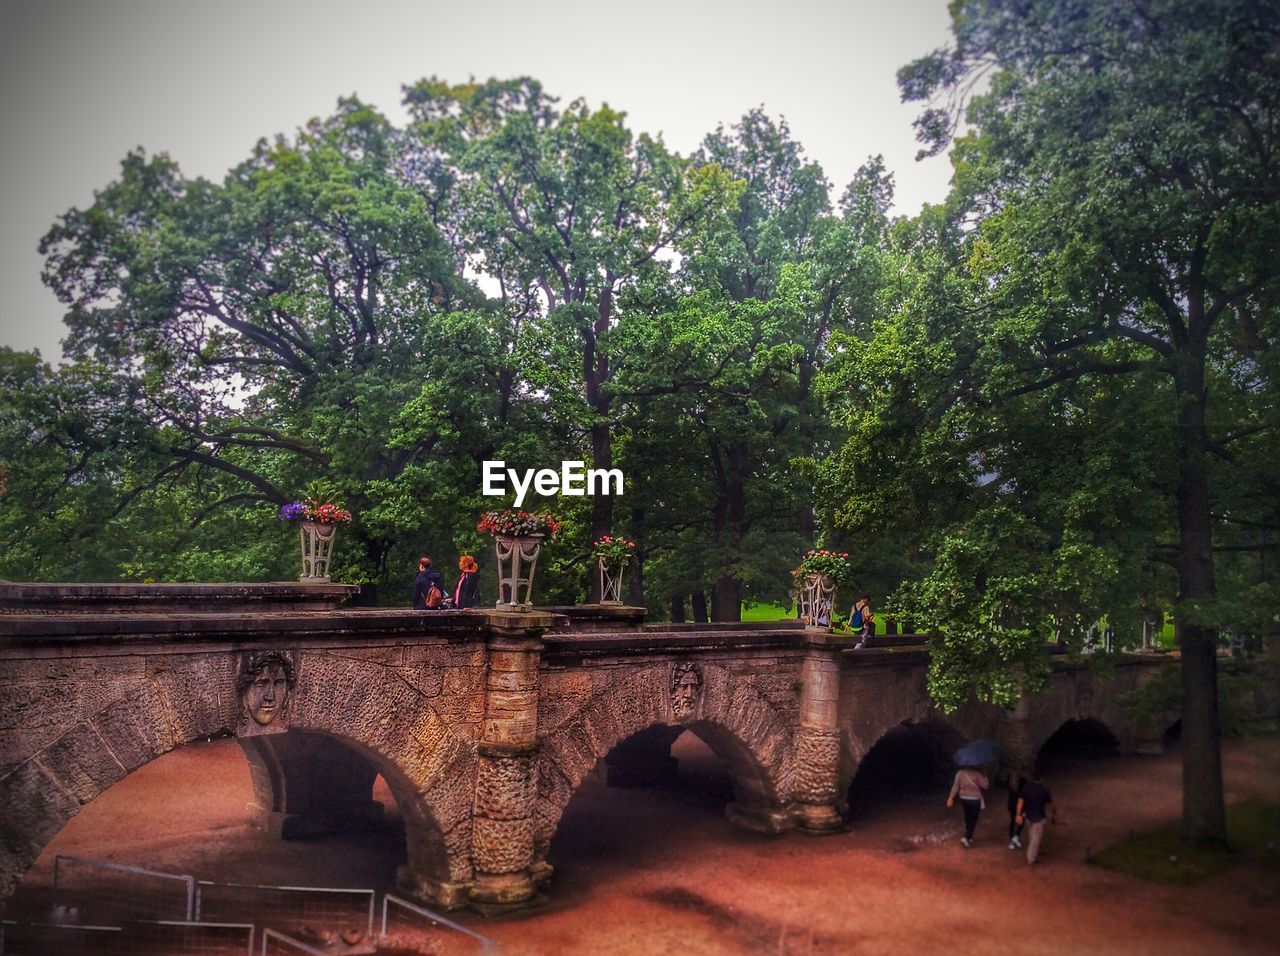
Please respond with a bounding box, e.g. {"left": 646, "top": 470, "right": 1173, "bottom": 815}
{"left": 278, "top": 478, "right": 353, "bottom": 525}
{"left": 278, "top": 480, "right": 352, "bottom": 582}
{"left": 591, "top": 534, "right": 636, "bottom": 564}
{"left": 794, "top": 548, "right": 849, "bottom": 630}
{"left": 792, "top": 548, "right": 849, "bottom": 585}
{"left": 476, "top": 509, "right": 560, "bottom": 610}
{"left": 592, "top": 533, "right": 636, "bottom": 605}
{"left": 476, "top": 509, "right": 561, "bottom": 538}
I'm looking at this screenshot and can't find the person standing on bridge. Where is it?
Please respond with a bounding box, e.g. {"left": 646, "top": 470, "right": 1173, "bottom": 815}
{"left": 454, "top": 554, "right": 481, "bottom": 609}
{"left": 947, "top": 765, "right": 989, "bottom": 848}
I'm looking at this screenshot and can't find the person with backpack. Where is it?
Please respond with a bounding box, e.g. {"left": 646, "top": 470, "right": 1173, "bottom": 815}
{"left": 849, "top": 594, "right": 873, "bottom": 647}
{"left": 412, "top": 556, "right": 446, "bottom": 610}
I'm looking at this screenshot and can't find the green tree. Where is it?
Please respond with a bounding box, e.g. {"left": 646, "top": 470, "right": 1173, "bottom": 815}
{"left": 403, "top": 78, "right": 738, "bottom": 555}
{"left": 34, "top": 98, "right": 565, "bottom": 596}
{"left": 833, "top": 0, "right": 1280, "bottom": 844}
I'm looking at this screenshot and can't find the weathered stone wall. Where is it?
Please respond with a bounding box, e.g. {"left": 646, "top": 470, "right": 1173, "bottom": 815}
{"left": 1022, "top": 659, "right": 1163, "bottom": 760}
{"left": 0, "top": 588, "right": 1172, "bottom": 912}
{"left": 532, "top": 641, "right": 808, "bottom": 865}
{"left": 0, "top": 634, "right": 488, "bottom": 903}
{"left": 835, "top": 651, "right": 1169, "bottom": 801}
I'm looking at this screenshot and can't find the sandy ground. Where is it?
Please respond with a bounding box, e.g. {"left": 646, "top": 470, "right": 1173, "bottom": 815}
{"left": 11, "top": 732, "right": 1280, "bottom": 955}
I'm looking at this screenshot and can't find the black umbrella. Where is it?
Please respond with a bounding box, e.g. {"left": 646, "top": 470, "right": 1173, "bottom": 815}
{"left": 953, "top": 739, "right": 1001, "bottom": 766}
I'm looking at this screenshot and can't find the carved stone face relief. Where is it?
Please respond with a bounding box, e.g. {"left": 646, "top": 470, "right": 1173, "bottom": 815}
{"left": 670, "top": 662, "right": 703, "bottom": 722}
{"left": 236, "top": 651, "right": 296, "bottom": 736}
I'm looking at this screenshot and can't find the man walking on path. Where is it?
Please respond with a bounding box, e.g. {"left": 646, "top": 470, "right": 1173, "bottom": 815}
{"left": 1015, "top": 772, "right": 1057, "bottom": 864}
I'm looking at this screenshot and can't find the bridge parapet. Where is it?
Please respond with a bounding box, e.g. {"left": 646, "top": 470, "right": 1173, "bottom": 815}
{"left": 0, "top": 582, "right": 360, "bottom": 616}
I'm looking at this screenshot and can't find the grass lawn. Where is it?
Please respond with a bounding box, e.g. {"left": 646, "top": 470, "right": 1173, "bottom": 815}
{"left": 1088, "top": 800, "right": 1280, "bottom": 885}
{"left": 740, "top": 602, "right": 795, "bottom": 622}
{"left": 739, "top": 602, "right": 887, "bottom": 634}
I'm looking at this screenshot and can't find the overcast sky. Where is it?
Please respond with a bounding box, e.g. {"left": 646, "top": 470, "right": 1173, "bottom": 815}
{"left": 0, "top": 0, "right": 955, "bottom": 363}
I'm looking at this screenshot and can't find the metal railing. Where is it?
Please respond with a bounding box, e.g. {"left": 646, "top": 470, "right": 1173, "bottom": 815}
{"left": 0, "top": 920, "right": 127, "bottom": 955}
{"left": 53, "top": 854, "right": 196, "bottom": 923}
{"left": 197, "top": 880, "right": 375, "bottom": 945}
{"left": 381, "top": 893, "right": 497, "bottom": 952}
{"left": 128, "top": 919, "right": 255, "bottom": 955}
{"left": 260, "top": 928, "right": 329, "bottom": 955}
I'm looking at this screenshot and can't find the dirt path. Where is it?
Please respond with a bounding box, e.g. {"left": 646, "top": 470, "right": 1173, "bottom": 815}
{"left": 13, "top": 734, "right": 1280, "bottom": 954}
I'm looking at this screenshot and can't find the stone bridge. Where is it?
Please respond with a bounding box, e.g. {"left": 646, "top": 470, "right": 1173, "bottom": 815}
{"left": 0, "top": 584, "right": 1173, "bottom": 909}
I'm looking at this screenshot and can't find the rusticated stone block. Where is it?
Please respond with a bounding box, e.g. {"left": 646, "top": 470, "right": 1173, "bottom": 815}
{"left": 36, "top": 723, "right": 126, "bottom": 804}
{"left": 534, "top": 759, "right": 573, "bottom": 818}
{"left": 401, "top": 643, "right": 450, "bottom": 665}
{"left": 472, "top": 816, "right": 534, "bottom": 874}
{"left": 439, "top": 821, "right": 475, "bottom": 881}
{"left": 427, "top": 754, "right": 479, "bottom": 833}
{"left": 579, "top": 702, "right": 623, "bottom": 758}
{"left": 474, "top": 755, "right": 533, "bottom": 820}
{"left": 443, "top": 667, "right": 480, "bottom": 697}
{"left": 91, "top": 681, "right": 178, "bottom": 772}
{"left": 793, "top": 729, "right": 841, "bottom": 805}
{"left": 540, "top": 735, "right": 595, "bottom": 790}
{"left": 396, "top": 664, "right": 445, "bottom": 698}
{"left": 398, "top": 710, "right": 453, "bottom": 781}
{"left": 0, "top": 759, "right": 80, "bottom": 877}
{"left": 0, "top": 681, "right": 82, "bottom": 733}
{"left": 150, "top": 655, "right": 238, "bottom": 743}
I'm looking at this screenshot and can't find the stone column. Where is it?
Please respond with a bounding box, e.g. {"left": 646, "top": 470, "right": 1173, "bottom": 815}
{"left": 792, "top": 635, "right": 844, "bottom": 832}
{"left": 468, "top": 611, "right": 551, "bottom": 907}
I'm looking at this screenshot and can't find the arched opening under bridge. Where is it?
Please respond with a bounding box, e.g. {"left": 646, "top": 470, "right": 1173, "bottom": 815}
{"left": 8, "top": 735, "right": 413, "bottom": 925}
{"left": 844, "top": 719, "right": 963, "bottom": 824}
{"left": 1036, "top": 718, "right": 1120, "bottom": 769}
{"left": 545, "top": 724, "right": 767, "bottom": 898}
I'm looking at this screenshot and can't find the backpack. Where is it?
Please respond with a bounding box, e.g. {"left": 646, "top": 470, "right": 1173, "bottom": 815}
{"left": 850, "top": 608, "right": 864, "bottom": 629}
{"left": 425, "top": 584, "right": 443, "bottom": 609}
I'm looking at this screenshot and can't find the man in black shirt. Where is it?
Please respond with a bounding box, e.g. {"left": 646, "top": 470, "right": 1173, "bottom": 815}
{"left": 1014, "top": 772, "right": 1057, "bottom": 864}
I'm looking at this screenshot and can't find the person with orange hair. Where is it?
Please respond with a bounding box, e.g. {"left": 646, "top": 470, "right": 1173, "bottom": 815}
{"left": 454, "top": 554, "right": 482, "bottom": 609}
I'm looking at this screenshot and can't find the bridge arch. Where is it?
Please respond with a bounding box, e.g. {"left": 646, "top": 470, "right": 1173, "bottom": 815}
{"left": 0, "top": 650, "right": 476, "bottom": 900}
{"left": 1033, "top": 717, "right": 1121, "bottom": 766}
{"left": 531, "top": 663, "right": 794, "bottom": 860}
{"left": 843, "top": 717, "right": 965, "bottom": 818}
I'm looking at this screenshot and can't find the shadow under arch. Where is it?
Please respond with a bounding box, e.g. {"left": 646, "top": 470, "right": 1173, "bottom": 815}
{"left": 542, "top": 727, "right": 740, "bottom": 893}
{"left": 843, "top": 718, "right": 965, "bottom": 821}
{"left": 0, "top": 653, "right": 476, "bottom": 901}
{"left": 532, "top": 663, "right": 794, "bottom": 864}
{"left": 237, "top": 729, "right": 448, "bottom": 887}
{"left": 1035, "top": 717, "right": 1120, "bottom": 768}
{"left": 10, "top": 735, "right": 414, "bottom": 923}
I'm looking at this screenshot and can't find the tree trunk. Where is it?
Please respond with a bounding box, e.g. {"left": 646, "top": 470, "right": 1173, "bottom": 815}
{"left": 586, "top": 288, "right": 615, "bottom": 600}
{"left": 712, "top": 575, "right": 742, "bottom": 623}
{"left": 692, "top": 590, "right": 709, "bottom": 623}
{"left": 1173, "top": 347, "right": 1226, "bottom": 845}
{"left": 709, "top": 445, "right": 747, "bottom": 623}
{"left": 628, "top": 506, "right": 645, "bottom": 608}
{"left": 670, "top": 594, "right": 686, "bottom": 623}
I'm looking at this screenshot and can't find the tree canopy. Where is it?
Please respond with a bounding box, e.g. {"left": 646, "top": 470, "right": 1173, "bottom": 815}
{"left": 820, "top": 0, "right": 1280, "bottom": 843}
{"left": 3, "top": 5, "right": 1277, "bottom": 843}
